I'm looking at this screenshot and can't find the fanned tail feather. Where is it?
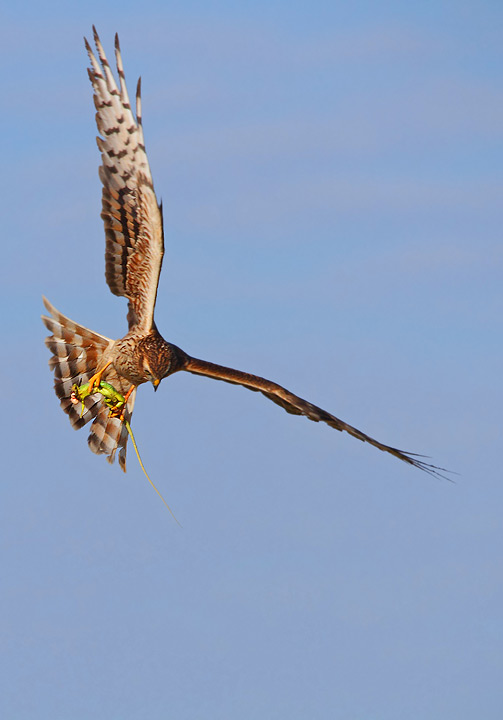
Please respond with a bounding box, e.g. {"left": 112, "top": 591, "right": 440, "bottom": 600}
{"left": 42, "top": 296, "right": 135, "bottom": 470}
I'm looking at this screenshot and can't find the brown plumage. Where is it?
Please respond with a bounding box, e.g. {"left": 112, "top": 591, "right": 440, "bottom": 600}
{"left": 42, "top": 28, "right": 447, "bottom": 479}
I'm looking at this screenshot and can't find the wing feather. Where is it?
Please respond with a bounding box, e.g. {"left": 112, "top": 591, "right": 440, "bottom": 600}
{"left": 85, "top": 28, "right": 163, "bottom": 332}
{"left": 183, "top": 356, "right": 449, "bottom": 479}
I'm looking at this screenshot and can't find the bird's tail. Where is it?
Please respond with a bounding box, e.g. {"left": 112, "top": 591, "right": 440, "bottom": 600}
{"left": 42, "top": 296, "right": 136, "bottom": 470}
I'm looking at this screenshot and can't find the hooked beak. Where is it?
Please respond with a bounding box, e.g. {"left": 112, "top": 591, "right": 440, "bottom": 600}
{"left": 152, "top": 378, "right": 161, "bottom": 391}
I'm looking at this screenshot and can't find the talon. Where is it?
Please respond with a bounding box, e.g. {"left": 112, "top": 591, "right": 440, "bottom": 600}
{"left": 87, "top": 360, "right": 113, "bottom": 394}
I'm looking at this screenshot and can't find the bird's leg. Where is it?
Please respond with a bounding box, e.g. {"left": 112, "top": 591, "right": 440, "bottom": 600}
{"left": 122, "top": 384, "right": 135, "bottom": 406}
{"left": 87, "top": 360, "right": 113, "bottom": 394}
{"left": 116, "top": 384, "right": 135, "bottom": 421}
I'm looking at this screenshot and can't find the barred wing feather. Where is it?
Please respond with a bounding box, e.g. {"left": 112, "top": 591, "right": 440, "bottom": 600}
{"left": 85, "top": 27, "right": 164, "bottom": 332}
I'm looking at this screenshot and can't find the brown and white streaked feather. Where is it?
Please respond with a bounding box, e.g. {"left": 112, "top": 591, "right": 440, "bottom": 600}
{"left": 85, "top": 27, "right": 164, "bottom": 332}
{"left": 183, "top": 356, "right": 449, "bottom": 479}
{"left": 42, "top": 297, "right": 136, "bottom": 471}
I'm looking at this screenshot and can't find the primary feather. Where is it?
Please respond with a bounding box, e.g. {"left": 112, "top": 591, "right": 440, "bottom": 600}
{"left": 86, "top": 27, "right": 164, "bottom": 332}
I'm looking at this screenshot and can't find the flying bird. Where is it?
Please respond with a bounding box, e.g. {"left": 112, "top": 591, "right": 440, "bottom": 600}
{"left": 42, "top": 28, "right": 445, "bottom": 479}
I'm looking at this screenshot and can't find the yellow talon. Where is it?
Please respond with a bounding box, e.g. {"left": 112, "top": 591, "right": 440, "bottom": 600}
{"left": 87, "top": 360, "right": 113, "bottom": 394}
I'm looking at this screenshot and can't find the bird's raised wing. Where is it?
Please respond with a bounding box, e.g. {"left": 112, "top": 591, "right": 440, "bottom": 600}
{"left": 85, "top": 27, "right": 164, "bottom": 332}
{"left": 183, "top": 356, "right": 449, "bottom": 479}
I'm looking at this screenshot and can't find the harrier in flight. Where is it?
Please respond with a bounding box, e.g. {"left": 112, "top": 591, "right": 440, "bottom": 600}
{"left": 43, "top": 28, "right": 444, "bottom": 479}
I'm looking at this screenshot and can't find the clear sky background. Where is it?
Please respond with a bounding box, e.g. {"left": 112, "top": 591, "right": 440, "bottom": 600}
{"left": 1, "top": 1, "right": 502, "bottom": 718}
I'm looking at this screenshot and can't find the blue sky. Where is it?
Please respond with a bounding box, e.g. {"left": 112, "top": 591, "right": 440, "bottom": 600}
{"left": 1, "top": 1, "right": 502, "bottom": 718}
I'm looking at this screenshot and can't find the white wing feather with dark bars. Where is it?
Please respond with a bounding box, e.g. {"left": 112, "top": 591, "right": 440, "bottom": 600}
{"left": 86, "top": 27, "right": 164, "bottom": 332}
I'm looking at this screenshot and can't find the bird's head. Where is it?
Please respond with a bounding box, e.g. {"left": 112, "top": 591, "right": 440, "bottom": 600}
{"left": 139, "top": 334, "right": 186, "bottom": 390}
{"left": 142, "top": 357, "right": 165, "bottom": 391}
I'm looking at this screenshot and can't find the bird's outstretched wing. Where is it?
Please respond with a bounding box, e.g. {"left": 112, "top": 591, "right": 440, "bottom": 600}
{"left": 183, "top": 356, "right": 449, "bottom": 479}
{"left": 85, "top": 27, "right": 164, "bottom": 332}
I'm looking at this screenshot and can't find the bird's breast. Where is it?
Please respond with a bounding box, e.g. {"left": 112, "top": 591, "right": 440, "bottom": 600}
{"left": 111, "top": 336, "right": 149, "bottom": 385}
